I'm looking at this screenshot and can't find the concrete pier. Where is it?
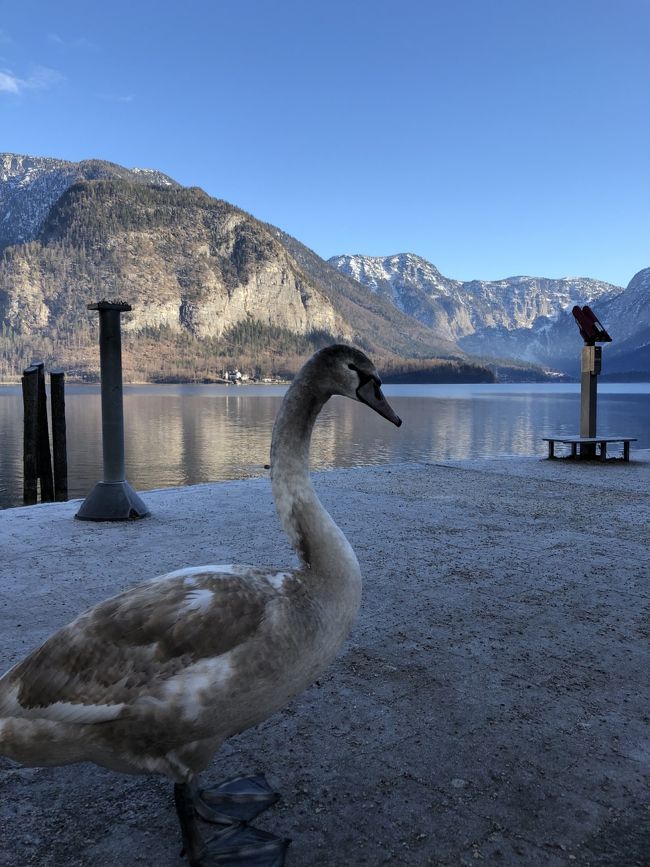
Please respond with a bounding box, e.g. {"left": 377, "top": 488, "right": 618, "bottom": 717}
{"left": 1, "top": 456, "right": 649, "bottom": 866}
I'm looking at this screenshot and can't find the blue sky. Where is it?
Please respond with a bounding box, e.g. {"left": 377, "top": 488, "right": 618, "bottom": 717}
{"left": 1, "top": 0, "right": 648, "bottom": 287}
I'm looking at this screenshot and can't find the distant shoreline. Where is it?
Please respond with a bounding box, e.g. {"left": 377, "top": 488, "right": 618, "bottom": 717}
{"left": 0, "top": 378, "right": 291, "bottom": 387}
{"left": 1, "top": 377, "right": 650, "bottom": 387}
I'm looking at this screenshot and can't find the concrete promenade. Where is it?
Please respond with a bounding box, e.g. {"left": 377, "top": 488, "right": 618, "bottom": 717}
{"left": 1, "top": 455, "right": 649, "bottom": 866}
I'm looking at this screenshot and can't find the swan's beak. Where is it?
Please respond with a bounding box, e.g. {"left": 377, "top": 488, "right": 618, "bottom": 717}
{"left": 356, "top": 379, "right": 402, "bottom": 427}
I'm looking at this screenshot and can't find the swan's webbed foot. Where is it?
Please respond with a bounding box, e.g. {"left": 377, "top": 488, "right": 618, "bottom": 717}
{"left": 175, "top": 779, "right": 290, "bottom": 867}
{"left": 193, "top": 773, "right": 281, "bottom": 824}
{"left": 197, "top": 825, "right": 289, "bottom": 866}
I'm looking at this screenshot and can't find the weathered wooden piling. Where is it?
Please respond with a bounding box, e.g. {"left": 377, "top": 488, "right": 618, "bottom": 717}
{"left": 50, "top": 370, "right": 68, "bottom": 502}
{"left": 22, "top": 364, "right": 68, "bottom": 505}
{"left": 21, "top": 365, "right": 39, "bottom": 505}
{"left": 34, "top": 362, "right": 54, "bottom": 502}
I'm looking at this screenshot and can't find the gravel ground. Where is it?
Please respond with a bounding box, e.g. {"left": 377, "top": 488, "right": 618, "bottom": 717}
{"left": 1, "top": 453, "right": 649, "bottom": 866}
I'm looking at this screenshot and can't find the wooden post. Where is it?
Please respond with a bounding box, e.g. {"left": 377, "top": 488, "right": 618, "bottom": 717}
{"left": 32, "top": 362, "right": 55, "bottom": 502}
{"left": 22, "top": 366, "right": 39, "bottom": 505}
{"left": 579, "top": 346, "right": 599, "bottom": 459}
{"left": 50, "top": 370, "right": 68, "bottom": 502}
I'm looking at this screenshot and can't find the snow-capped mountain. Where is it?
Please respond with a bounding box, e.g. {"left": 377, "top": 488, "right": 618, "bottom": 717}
{"left": 332, "top": 253, "right": 460, "bottom": 305}
{"left": 329, "top": 253, "right": 622, "bottom": 343}
{"left": 454, "top": 267, "right": 650, "bottom": 376}
{"left": 601, "top": 266, "right": 650, "bottom": 342}
{"left": 583, "top": 267, "right": 650, "bottom": 376}
{"left": 330, "top": 252, "right": 650, "bottom": 375}
{"left": 0, "top": 153, "right": 177, "bottom": 251}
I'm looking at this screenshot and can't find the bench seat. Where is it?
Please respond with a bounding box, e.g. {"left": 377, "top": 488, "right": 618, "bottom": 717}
{"left": 542, "top": 436, "right": 637, "bottom": 461}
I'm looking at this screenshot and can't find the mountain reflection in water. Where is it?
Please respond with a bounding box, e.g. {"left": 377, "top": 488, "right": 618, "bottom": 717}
{"left": 1, "top": 382, "right": 649, "bottom": 510}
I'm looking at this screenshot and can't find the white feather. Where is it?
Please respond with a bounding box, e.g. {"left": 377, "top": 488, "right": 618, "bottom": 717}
{"left": 182, "top": 588, "right": 214, "bottom": 613}
{"left": 150, "top": 564, "right": 250, "bottom": 586}
{"left": 1, "top": 680, "right": 125, "bottom": 724}
{"left": 266, "top": 571, "right": 289, "bottom": 589}
{"left": 28, "top": 700, "right": 126, "bottom": 724}
{"left": 159, "top": 656, "right": 233, "bottom": 722}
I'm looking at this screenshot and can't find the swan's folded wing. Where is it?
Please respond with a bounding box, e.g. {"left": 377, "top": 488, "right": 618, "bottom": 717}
{"left": 2, "top": 571, "right": 270, "bottom": 718}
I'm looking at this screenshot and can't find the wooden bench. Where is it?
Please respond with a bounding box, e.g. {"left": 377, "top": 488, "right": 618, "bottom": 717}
{"left": 542, "top": 436, "right": 637, "bottom": 461}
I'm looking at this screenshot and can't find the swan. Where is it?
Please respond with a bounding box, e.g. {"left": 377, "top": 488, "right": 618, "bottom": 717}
{"left": 0, "top": 344, "right": 401, "bottom": 866}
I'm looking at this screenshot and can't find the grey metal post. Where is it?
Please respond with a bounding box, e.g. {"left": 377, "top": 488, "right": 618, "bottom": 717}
{"left": 97, "top": 304, "right": 126, "bottom": 482}
{"left": 76, "top": 301, "right": 149, "bottom": 521}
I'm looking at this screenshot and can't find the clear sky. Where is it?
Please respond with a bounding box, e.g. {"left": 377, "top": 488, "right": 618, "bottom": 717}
{"left": 1, "top": 0, "right": 648, "bottom": 288}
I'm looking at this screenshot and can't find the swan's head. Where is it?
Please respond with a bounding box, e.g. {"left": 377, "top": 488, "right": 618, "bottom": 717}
{"left": 311, "top": 345, "right": 402, "bottom": 427}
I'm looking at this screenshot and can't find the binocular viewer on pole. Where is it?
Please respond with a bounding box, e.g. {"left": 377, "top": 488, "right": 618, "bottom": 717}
{"left": 571, "top": 305, "right": 611, "bottom": 450}
{"left": 571, "top": 305, "right": 612, "bottom": 346}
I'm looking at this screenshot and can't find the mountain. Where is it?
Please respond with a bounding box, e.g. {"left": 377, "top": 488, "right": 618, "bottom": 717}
{"left": 267, "top": 231, "right": 460, "bottom": 360}
{"left": 550, "top": 268, "right": 650, "bottom": 377}
{"left": 456, "top": 268, "right": 650, "bottom": 377}
{"left": 598, "top": 267, "right": 650, "bottom": 374}
{"left": 0, "top": 153, "right": 178, "bottom": 251}
{"left": 7, "top": 153, "right": 641, "bottom": 383}
{"left": 329, "top": 253, "right": 650, "bottom": 376}
{"left": 0, "top": 154, "right": 479, "bottom": 382}
{"left": 329, "top": 253, "right": 622, "bottom": 344}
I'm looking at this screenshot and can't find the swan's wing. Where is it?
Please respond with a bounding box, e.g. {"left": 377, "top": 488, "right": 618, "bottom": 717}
{"left": 0, "top": 568, "right": 273, "bottom": 722}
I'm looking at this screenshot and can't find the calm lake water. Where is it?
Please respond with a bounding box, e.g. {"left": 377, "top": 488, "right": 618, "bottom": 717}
{"left": 1, "top": 382, "right": 649, "bottom": 510}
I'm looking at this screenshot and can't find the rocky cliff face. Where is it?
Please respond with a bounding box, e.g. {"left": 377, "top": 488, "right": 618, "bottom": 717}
{"left": 269, "top": 231, "right": 461, "bottom": 360}
{"left": 0, "top": 180, "right": 344, "bottom": 341}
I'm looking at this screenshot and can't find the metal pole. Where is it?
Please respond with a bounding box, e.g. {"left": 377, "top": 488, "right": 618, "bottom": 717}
{"left": 97, "top": 307, "right": 127, "bottom": 483}
{"left": 76, "top": 301, "right": 149, "bottom": 521}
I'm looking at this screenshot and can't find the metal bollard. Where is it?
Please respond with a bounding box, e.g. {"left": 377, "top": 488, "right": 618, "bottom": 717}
{"left": 76, "top": 301, "right": 149, "bottom": 521}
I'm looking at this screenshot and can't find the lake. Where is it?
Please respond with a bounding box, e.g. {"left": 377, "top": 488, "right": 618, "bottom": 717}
{"left": 1, "top": 382, "right": 649, "bottom": 510}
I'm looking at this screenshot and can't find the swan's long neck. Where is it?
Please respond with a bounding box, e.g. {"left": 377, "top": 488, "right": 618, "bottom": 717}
{"left": 270, "top": 373, "right": 360, "bottom": 588}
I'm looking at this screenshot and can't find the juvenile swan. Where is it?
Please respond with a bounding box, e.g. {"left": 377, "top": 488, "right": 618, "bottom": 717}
{"left": 0, "top": 345, "right": 401, "bottom": 866}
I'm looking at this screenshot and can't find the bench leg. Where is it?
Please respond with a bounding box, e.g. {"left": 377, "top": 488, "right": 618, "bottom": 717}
{"left": 624, "top": 441, "right": 630, "bottom": 461}
{"left": 548, "top": 441, "right": 555, "bottom": 459}
{"left": 599, "top": 442, "right": 607, "bottom": 461}
{"left": 571, "top": 443, "right": 577, "bottom": 458}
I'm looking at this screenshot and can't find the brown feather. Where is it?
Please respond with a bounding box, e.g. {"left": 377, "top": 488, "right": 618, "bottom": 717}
{"left": 10, "top": 571, "right": 270, "bottom": 712}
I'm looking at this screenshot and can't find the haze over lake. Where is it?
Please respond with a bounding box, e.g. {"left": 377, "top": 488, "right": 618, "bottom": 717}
{"left": 1, "top": 382, "right": 649, "bottom": 510}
